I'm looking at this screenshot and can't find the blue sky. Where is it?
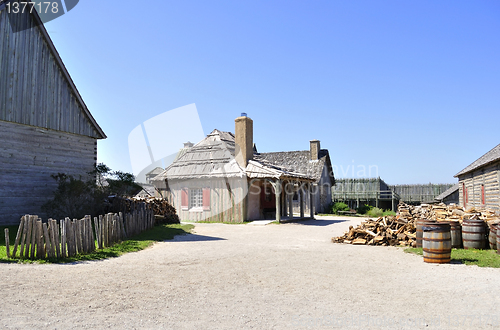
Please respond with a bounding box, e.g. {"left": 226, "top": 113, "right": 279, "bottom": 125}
{"left": 43, "top": 0, "right": 500, "bottom": 184}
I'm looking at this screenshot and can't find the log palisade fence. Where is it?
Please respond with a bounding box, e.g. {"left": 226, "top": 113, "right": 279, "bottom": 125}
{"left": 6, "top": 205, "right": 154, "bottom": 260}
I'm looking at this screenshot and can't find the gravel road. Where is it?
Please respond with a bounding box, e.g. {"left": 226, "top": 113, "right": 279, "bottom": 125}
{"left": 1, "top": 216, "right": 499, "bottom": 329}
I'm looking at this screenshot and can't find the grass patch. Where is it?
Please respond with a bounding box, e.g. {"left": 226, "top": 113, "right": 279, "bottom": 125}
{"left": 405, "top": 247, "right": 500, "bottom": 268}
{"left": 0, "top": 223, "right": 194, "bottom": 264}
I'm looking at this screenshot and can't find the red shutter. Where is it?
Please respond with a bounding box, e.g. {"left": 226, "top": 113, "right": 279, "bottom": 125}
{"left": 203, "top": 188, "right": 211, "bottom": 211}
{"left": 181, "top": 188, "right": 189, "bottom": 210}
{"left": 482, "top": 185, "right": 485, "bottom": 205}
{"left": 465, "top": 188, "right": 469, "bottom": 204}
{"left": 462, "top": 183, "right": 466, "bottom": 207}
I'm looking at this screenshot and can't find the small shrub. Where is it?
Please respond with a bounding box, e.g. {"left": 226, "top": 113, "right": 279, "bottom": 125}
{"left": 367, "top": 207, "right": 383, "bottom": 218}
{"left": 331, "top": 202, "right": 350, "bottom": 214}
{"left": 383, "top": 210, "right": 396, "bottom": 216}
{"left": 356, "top": 204, "right": 373, "bottom": 215}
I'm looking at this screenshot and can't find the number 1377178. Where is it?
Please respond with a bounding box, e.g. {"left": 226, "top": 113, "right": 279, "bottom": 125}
{"left": 5, "top": 2, "right": 60, "bottom": 14}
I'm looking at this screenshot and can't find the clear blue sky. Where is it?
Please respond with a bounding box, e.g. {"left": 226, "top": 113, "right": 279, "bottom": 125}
{"left": 44, "top": 0, "right": 500, "bottom": 184}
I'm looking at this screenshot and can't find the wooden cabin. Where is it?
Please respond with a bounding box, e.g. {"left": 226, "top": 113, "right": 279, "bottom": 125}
{"left": 455, "top": 144, "right": 500, "bottom": 211}
{"left": 0, "top": 7, "right": 106, "bottom": 225}
{"left": 152, "top": 115, "right": 330, "bottom": 223}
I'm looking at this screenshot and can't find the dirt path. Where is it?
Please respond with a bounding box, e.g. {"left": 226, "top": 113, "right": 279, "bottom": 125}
{"left": 1, "top": 216, "right": 499, "bottom": 329}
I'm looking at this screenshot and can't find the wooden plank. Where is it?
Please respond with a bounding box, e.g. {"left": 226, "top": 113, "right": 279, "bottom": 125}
{"left": 52, "top": 220, "right": 60, "bottom": 258}
{"left": 12, "top": 216, "right": 25, "bottom": 258}
{"left": 4, "top": 228, "right": 10, "bottom": 258}
{"left": 60, "top": 219, "right": 66, "bottom": 258}
{"left": 24, "top": 216, "right": 33, "bottom": 258}
{"left": 42, "top": 222, "right": 51, "bottom": 259}
{"left": 19, "top": 216, "right": 28, "bottom": 257}
{"left": 49, "top": 220, "right": 57, "bottom": 258}
{"left": 36, "top": 220, "right": 43, "bottom": 259}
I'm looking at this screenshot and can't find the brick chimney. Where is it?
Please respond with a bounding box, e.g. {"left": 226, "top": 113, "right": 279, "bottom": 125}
{"left": 235, "top": 113, "right": 253, "bottom": 168}
{"left": 310, "top": 140, "right": 320, "bottom": 160}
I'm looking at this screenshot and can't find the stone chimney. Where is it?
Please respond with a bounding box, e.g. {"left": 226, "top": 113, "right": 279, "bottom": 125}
{"left": 184, "top": 141, "right": 194, "bottom": 148}
{"left": 310, "top": 140, "right": 320, "bottom": 160}
{"left": 235, "top": 113, "right": 253, "bottom": 168}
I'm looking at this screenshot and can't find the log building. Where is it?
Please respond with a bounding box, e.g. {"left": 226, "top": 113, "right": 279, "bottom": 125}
{"left": 0, "top": 7, "right": 106, "bottom": 224}
{"left": 455, "top": 143, "right": 500, "bottom": 211}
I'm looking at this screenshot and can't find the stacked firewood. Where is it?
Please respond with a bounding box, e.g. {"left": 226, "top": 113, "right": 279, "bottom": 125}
{"left": 332, "top": 201, "right": 500, "bottom": 247}
{"left": 132, "top": 197, "right": 180, "bottom": 224}
{"left": 332, "top": 214, "right": 416, "bottom": 247}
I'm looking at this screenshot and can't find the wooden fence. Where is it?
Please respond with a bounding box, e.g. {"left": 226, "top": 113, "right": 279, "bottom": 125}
{"left": 6, "top": 206, "right": 154, "bottom": 260}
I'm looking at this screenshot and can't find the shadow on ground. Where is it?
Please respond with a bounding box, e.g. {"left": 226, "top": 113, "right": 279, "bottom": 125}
{"left": 284, "top": 219, "right": 349, "bottom": 227}
{"left": 171, "top": 233, "right": 226, "bottom": 242}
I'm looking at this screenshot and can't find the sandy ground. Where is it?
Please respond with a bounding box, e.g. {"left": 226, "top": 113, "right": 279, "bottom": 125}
{"left": 1, "top": 216, "right": 499, "bottom": 329}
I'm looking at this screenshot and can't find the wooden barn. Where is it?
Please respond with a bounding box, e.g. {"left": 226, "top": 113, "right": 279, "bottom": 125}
{"left": 0, "top": 7, "right": 106, "bottom": 225}
{"left": 455, "top": 143, "right": 500, "bottom": 211}
{"left": 152, "top": 115, "right": 331, "bottom": 223}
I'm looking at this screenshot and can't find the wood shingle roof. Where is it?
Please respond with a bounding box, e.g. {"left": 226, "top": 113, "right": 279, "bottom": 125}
{"left": 455, "top": 143, "right": 500, "bottom": 177}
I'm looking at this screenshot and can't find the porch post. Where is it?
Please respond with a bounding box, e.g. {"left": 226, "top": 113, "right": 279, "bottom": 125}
{"left": 300, "top": 183, "right": 305, "bottom": 219}
{"left": 288, "top": 181, "right": 294, "bottom": 220}
{"left": 309, "top": 182, "right": 314, "bottom": 219}
{"left": 275, "top": 180, "right": 281, "bottom": 223}
{"left": 282, "top": 186, "right": 288, "bottom": 218}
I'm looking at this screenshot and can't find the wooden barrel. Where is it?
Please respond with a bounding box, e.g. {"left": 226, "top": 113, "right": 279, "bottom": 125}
{"left": 416, "top": 219, "right": 436, "bottom": 248}
{"left": 462, "top": 219, "right": 486, "bottom": 249}
{"left": 441, "top": 221, "right": 462, "bottom": 248}
{"left": 422, "top": 223, "right": 451, "bottom": 264}
{"left": 497, "top": 225, "right": 500, "bottom": 254}
{"left": 489, "top": 224, "right": 498, "bottom": 250}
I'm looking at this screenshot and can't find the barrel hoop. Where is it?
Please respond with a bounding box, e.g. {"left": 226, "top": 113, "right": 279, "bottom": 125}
{"left": 423, "top": 238, "right": 451, "bottom": 242}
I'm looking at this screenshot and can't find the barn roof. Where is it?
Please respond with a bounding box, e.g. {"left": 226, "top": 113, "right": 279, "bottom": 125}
{"left": 455, "top": 143, "right": 500, "bottom": 177}
{"left": 255, "top": 150, "right": 334, "bottom": 185}
{"left": 434, "top": 183, "right": 459, "bottom": 201}
{"left": 0, "top": 4, "right": 106, "bottom": 139}
{"left": 153, "top": 129, "right": 317, "bottom": 182}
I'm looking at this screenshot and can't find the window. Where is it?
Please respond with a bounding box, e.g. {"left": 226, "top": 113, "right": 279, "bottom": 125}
{"left": 190, "top": 188, "right": 203, "bottom": 208}
{"left": 181, "top": 187, "right": 210, "bottom": 211}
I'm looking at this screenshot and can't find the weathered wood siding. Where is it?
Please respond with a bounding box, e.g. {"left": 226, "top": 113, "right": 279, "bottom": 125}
{"left": 165, "top": 178, "right": 247, "bottom": 223}
{"left": 0, "top": 9, "right": 102, "bottom": 139}
{"left": 391, "top": 184, "right": 453, "bottom": 203}
{"left": 458, "top": 161, "right": 500, "bottom": 211}
{"left": 0, "top": 120, "right": 97, "bottom": 225}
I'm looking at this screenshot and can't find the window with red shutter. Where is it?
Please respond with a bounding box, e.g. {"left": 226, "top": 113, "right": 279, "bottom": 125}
{"left": 202, "top": 188, "right": 211, "bottom": 211}
{"left": 181, "top": 188, "right": 189, "bottom": 210}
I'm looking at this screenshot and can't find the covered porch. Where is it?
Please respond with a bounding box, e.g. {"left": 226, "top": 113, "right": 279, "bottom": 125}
{"left": 246, "top": 160, "right": 316, "bottom": 223}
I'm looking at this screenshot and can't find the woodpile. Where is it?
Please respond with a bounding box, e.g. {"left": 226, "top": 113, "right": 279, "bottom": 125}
{"left": 332, "top": 201, "right": 500, "bottom": 247}
{"left": 332, "top": 213, "right": 416, "bottom": 247}
{"left": 132, "top": 197, "right": 175, "bottom": 215}
{"left": 110, "top": 196, "right": 180, "bottom": 224}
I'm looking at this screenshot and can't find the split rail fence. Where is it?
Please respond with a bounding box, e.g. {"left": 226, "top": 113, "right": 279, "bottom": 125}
{"left": 5, "top": 206, "right": 154, "bottom": 260}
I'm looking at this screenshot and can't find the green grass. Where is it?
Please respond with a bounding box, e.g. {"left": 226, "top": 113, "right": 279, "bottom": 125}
{"left": 0, "top": 223, "right": 194, "bottom": 264}
{"left": 405, "top": 247, "right": 500, "bottom": 268}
